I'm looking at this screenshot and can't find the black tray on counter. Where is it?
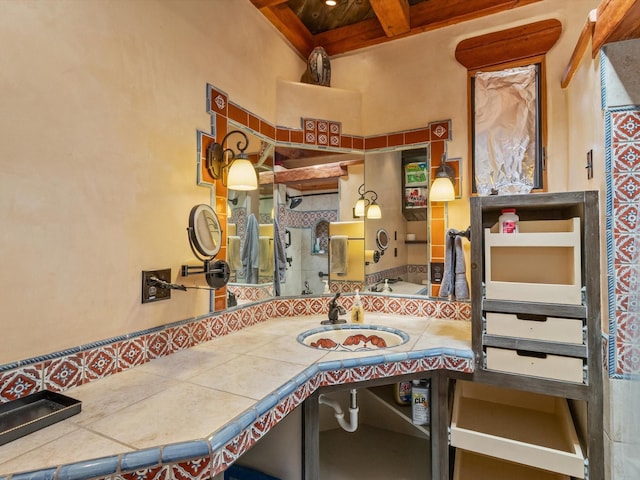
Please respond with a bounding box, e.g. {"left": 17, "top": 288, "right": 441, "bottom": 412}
{"left": 0, "top": 390, "right": 81, "bottom": 446}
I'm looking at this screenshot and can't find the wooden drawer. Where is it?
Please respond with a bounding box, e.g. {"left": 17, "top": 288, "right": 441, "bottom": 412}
{"left": 485, "top": 347, "right": 584, "bottom": 383}
{"left": 454, "top": 450, "right": 571, "bottom": 480}
{"left": 484, "top": 218, "right": 582, "bottom": 305}
{"left": 450, "top": 381, "right": 585, "bottom": 478}
{"left": 485, "top": 312, "right": 583, "bottom": 344}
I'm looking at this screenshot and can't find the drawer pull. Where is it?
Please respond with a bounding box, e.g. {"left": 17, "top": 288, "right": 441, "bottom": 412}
{"left": 515, "top": 313, "right": 548, "bottom": 322}
{"left": 516, "top": 350, "right": 547, "bottom": 359}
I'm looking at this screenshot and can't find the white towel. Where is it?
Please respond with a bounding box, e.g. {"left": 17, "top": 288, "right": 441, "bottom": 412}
{"left": 258, "top": 236, "right": 273, "bottom": 276}
{"left": 330, "top": 235, "right": 348, "bottom": 275}
{"left": 228, "top": 236, "right": 242, "bottom": 271}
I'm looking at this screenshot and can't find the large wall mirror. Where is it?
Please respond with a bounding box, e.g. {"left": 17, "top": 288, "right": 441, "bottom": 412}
{"left": 217, "top": 102, "right": 442, "bottom": 305}
{"left": 226, "top": 140, "right": 435, "bottom": 303}
{"left": 273, "top": 146, "right": 364, "bottom": 296}
{"left": 364, "top": 149, "right": 430, "bottom": 296}
{"left": 225, "top": 122, "right": 275, "bottom": 305}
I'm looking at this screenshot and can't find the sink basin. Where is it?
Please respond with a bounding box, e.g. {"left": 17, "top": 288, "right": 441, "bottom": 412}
{"left": 297, "top": 324, "right": 409, "bottom": 352}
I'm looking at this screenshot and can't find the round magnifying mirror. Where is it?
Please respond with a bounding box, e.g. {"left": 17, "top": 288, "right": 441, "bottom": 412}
{"left": 376, "top": 228, "right": 390, "bottom": 251}
{"left": 189, "top": 204, "right": 222, "bottom": 259}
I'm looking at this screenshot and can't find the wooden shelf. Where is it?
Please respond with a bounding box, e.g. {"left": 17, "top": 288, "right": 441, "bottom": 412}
{"left": 450, "top": 381, "right": 585, "bottom": 478}
{"left": 454, "top": 450, "right": 570, "bottom": 480}
{"left": 365, "top": 385, "right": 430, "bottom": 438}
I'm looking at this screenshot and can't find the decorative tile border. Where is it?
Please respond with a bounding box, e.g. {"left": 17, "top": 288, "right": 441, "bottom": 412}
{"left": 282, "top": 208, "right": 337, "bottom": 229}
{"left": 227, "top": 284, "right": 273, "bottom": 303}
{"left": 201, "top": 83, "right": 454, "bottom": 310}
{"left": 0, "top": 295, "right": 469, "bottom": 404}
{"left": 605, "top": 105, "right": 640, "bottom": 378}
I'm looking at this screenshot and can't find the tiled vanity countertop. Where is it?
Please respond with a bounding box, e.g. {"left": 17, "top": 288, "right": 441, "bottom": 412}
{"left": 0, "top": 311, "right": 471, "bottom": 480}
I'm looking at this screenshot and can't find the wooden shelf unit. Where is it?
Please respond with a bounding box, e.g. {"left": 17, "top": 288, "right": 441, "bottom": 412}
{"left": 401, "top": 148, "right": 429, "bottom": 221}
{"left": 461, "top": 191, "right": 603, "bottom": 480}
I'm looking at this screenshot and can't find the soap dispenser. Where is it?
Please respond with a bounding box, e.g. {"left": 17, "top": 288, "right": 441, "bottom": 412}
{"left": 351, "top": 289, "right": 365, "bottom": 324}
{"left": 323, "top": 279, "right": 330, "bottom": 294}
{"left": 382, "top": 279, "right": 391, "bottom": 293}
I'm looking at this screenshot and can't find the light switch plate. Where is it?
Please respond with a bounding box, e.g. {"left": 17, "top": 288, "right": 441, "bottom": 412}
{"left": 430, "top": 262, "right": 445, "bottom": 284}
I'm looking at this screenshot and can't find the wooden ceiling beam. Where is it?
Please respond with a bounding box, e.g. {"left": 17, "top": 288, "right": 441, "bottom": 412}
{"left": 561, "top": 10, "right": 597, "bottom": 88}
{"left": 251, "top": 0, "right": 544, "bottom": 56}
{"left": 314, "top": 0, "right": 543, "bottom": 56}
{"left": 255, "top": 3, "right": 315, "bottom": 58}
{"left": 314, "top": 18, "right": 390, "bottom": 56}
{"left": 593, "top": 0, "right": 640, "bottom": 56}
{"left": 409, "top": 0, "right": 542, "bottom": 34}
{"left": 370, "top": 0, "right": 410, "bottom": 37}
{"left": 248, "top": 0, "right": 288, "bottom": 9}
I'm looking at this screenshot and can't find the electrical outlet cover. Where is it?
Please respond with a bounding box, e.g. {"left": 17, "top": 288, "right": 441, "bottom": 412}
{"left": 142, "top": 269, "right": 172, "bottom": 303}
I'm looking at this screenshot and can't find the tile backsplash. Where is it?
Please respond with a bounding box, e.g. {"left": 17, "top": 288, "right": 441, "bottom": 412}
{"left": 0, "top": 295, "right": 470, "bottom": 404}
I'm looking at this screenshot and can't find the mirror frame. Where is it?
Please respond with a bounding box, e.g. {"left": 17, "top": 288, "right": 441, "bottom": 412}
{"left": 189, "top": 204, "right": 222, "bottom": 259}
{"left": 376, "top": 229, "right": 390, "bottom": 251}
{"left": 200, "top": 84, "right": 454, "bottom": 305}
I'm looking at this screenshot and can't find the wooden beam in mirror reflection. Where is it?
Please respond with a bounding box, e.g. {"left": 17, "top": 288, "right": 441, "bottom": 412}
{"left": 272, "top": 159, "right": 362, "bottom": 190}
{"left": 275, "top": 163, "right": 347, "bottom": 183}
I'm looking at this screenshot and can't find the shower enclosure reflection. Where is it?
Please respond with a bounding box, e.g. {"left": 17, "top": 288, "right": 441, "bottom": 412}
{"left": 225, "top": 125, "right": 275, "bottom": 305}
{"left": 274, "top": 146, "right": 364, "bottom": 295}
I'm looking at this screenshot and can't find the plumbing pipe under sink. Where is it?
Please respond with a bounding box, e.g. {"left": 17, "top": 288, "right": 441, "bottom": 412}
{"left": 319, "top": 389, "right": 359, "bottom": 433}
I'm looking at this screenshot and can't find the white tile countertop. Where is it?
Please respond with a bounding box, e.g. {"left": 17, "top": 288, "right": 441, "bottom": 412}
{"left": 0, "top": 311, "right": 471, "bottom": 480}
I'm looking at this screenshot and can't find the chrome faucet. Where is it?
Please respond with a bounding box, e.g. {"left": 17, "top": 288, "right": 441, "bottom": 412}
{"left": 301, "top": 281, "right": 312, "bottom": 295}
{"left": 322, "top": 293, "right": 346, "bottom": 325}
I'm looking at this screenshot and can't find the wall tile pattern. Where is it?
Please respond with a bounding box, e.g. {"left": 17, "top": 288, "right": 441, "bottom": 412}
{"left": 606, "top": 107, "right": 640, "bottom": 377}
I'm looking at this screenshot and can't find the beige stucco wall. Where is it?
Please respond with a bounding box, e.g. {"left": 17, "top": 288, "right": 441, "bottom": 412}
{"left": 0, "top": 0, "right": 606, "bottom": 367}
{"left": 0, "top": 0, "right": 302, "bottom": 364}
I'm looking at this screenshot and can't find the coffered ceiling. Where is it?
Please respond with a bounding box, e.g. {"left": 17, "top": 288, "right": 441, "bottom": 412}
{"left": 249, "top": 0, "right": 543, "bottom": 57}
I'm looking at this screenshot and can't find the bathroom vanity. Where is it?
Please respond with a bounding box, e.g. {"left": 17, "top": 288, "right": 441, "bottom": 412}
{"left": 0, "top": 192, "right": 602, "bottom": 480}
{"left": 299, "top": 191, "right": 603, "bottom": 480}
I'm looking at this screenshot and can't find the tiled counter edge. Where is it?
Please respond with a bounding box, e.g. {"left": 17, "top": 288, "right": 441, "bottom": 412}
{"left": 0, "top": 295, "right": 472, "bottom": 480}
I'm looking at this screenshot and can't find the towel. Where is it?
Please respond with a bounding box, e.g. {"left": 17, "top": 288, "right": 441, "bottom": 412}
{"left": 439, "top": 229, "right": 470, "bottom": 301}
{"left": 228, "top": 236, "right": 242, "bottom": 271}
{"left": 330, "top": 235, "right": 348, "bottom": 275}
{"left": 258, "top": 236, "right": 273, "bottom": 276}
{"left": 454, "top": 236, "right": 470, "bottom": 300}
{"left": 273, "top": 219, "right": 287, "bottom": 295}
{"left": 241, "top": 213, "right": 259, "bottom": 284}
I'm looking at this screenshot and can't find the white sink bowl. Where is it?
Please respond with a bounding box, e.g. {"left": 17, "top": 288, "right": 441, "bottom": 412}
{"left": 297, "top": 324, "right": 409, "bottom": 352}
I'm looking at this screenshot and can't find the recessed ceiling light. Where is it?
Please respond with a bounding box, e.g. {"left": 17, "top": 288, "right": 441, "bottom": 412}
{"left": 325, "top": 0, "right": 337, "bottom": 5}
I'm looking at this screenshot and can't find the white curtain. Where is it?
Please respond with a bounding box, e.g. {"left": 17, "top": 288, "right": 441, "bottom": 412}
{"left": 474, "top": 65, "right": 537, "bottom": 195}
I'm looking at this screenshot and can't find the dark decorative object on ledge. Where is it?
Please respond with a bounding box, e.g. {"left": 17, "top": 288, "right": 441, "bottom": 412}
{"left": 301, "top": 46, "right": 331, "bottom": 87}
{"left": 0, "top": 390, "right": 81, "bottom": 446}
